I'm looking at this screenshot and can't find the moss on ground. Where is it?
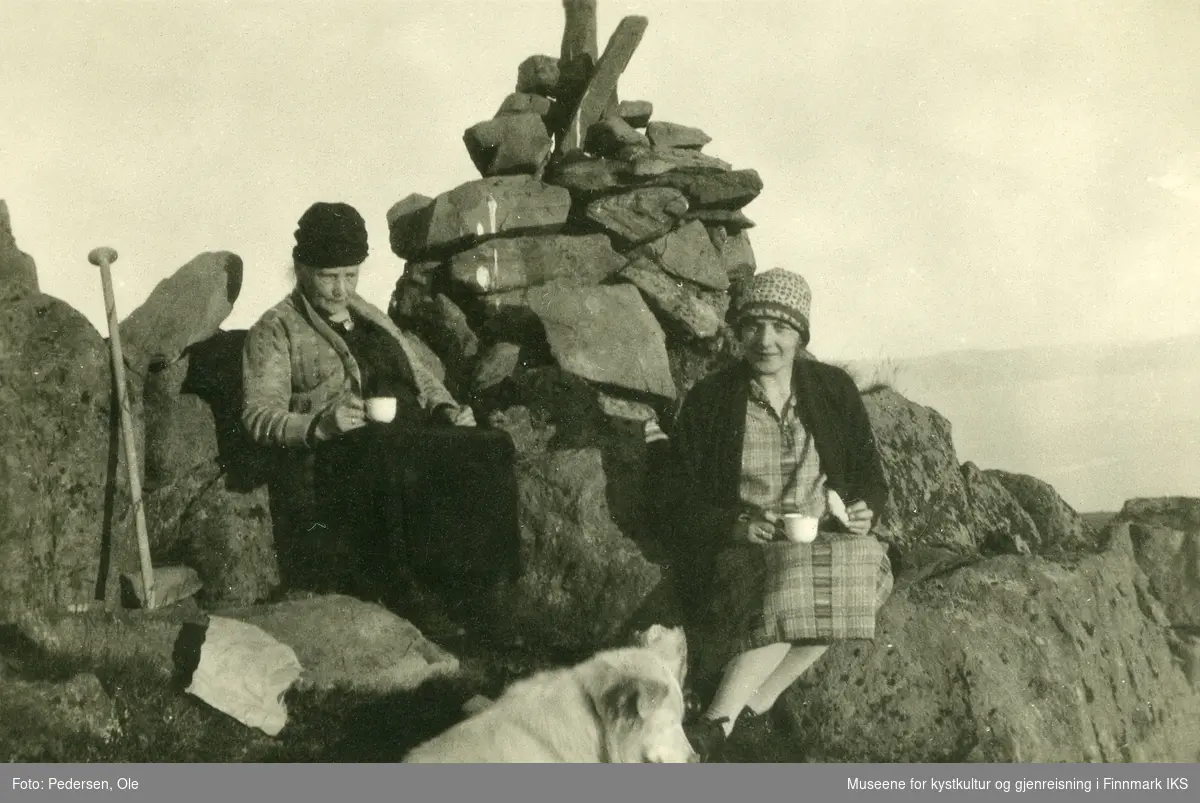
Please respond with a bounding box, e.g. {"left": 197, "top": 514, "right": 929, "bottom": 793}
{"left": 0, "top": 622, "right": 579, "bottom": 763}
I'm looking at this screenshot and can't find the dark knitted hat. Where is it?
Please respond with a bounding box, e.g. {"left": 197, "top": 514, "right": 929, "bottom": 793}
{"left": 293, "top": 202, "right": 369, "bottom": 268}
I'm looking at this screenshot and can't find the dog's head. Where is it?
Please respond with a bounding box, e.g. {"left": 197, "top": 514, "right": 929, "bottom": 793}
{"left": 585, "top": 648, "right": 698, "bottom": 763}
{"left": 631, "top": 624, "right": 689, "bottom": 689}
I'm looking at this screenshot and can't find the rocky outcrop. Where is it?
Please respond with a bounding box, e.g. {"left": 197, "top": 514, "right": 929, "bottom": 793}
{"left": 0, "top": 261, "right": 140, "bottom": 618}
{"left": 488, "top": 447, "right": 664, "bottom": 648}
{"left": 987, "top": 469, "right": 1101, "bottom": 556}
{"left": 215, "top": 595, "right": 461, "bottom": 692}
{"left": 0, "top": 200, "right": 39, "bottom": 297}
{"left": 118, "top": 251, "right": 244, "bottom": 378}
{"left": 138, "top": 330, "right": 279, "bottom": 607}
{"left": 726, "top": 528, "right": 1200, "bottom": 763}
{"left": 0, "top": 673, "right": 120, "bottom": 760}
{"left": 860, "top": 388, "right": 981, "bottom": 552}
{"left": 1109, "top": 497, "right": 1200, "bottom": 687}
{"left": 960, "top": 462, "right": 1038, "bottom": 555}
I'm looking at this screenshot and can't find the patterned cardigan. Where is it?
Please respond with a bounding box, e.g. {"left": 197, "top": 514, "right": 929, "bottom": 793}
{"left": 241, "top": 286, "right": 462, "bottom": 450}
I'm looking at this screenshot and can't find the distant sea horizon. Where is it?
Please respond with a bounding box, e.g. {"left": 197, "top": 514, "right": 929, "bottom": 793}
{"left": 841, "top": 330, "right": 1200, "bottom": 514}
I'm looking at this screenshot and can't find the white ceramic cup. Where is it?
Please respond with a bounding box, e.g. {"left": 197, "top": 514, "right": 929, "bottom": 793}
{"left": 782, "top": 513, "right": 820, "bottom": 544}
{"left": 364, "top": 396, "right": 397, "bottom": 424}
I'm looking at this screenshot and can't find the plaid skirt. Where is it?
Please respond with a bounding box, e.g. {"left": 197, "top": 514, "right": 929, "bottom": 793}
{"left": 704, "top": 531, "right": 894, "bottom": 667}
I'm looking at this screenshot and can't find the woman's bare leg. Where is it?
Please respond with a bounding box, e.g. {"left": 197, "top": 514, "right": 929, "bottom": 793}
{"left": 703, "top": 642, "right": 791, "bottom": 735}
{"left": 744, "top": 644, "right": 829, "bottom": 714}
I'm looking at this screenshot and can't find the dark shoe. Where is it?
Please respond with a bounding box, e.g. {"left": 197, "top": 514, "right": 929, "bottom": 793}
{"left": 731, "top": 707, "right": 777, "bottom": 757}
{"left": 683, "top": 717, "right": 729, "bottom": 763}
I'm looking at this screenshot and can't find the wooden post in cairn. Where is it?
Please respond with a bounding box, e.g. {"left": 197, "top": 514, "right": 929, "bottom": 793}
{"left": 559, "top": 0, "right": 600, "bottom": 112}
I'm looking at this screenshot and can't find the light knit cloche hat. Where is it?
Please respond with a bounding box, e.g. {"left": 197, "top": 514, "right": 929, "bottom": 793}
{"left": 733, "top": 267, "right": 812, "bottom": 342}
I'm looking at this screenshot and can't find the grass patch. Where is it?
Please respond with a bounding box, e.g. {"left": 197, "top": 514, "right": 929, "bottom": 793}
{"left": 826, "top": 355, "right": 904, "bottom": 396}
{"left": 0, "top": 621, "right": 573, "bottom": 763}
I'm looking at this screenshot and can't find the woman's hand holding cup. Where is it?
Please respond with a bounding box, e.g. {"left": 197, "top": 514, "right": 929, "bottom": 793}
{"left": 313, "top": 398, "right": 367, "bottom": 442}
{"left": 733, "top": 512, "right": 776, "bottom": 545}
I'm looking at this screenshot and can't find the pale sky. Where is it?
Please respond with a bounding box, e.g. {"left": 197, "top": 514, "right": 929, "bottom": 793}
{"left": 3, "top": 0, "right": 1199, "bottom": 362}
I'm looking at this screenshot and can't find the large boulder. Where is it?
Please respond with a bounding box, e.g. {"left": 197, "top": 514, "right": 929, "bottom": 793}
{"left": 140, "top": 330, "right": 279, "bottom": 607}
{"left": 1113, "top": 497, "right": 1200, "bottom": 630}
{"left": 860, "top": 388, "right": 981, "bottom": 552}
{"left": 0, "top": 291, "right": 139, "bottom": 618}
{"left": 986, "top": 469, "right": 1101, "bottom": 556}
{"left": 118, "top": 251, "right": 243, "bottom": 377}
{"left": 625, "top": 219, "right": 729, "bottom": 292}
{"left": 487, "top": 447, "right": 663, "bottom": 649}
{"left": 959, "top": 462, "right": 1038, "bottom": 555}
{"left": 462, "top": 113, "right": 554, "bottom": 177}
{"left": 646, "top": 168, "right": 763, "bottom": 210}
{"left": 750, "top": 530, "right": 1200, "bottom": 762}
{"left": 0, "top": 200, "right": 38, "bottom": 297}
{"left": 215, "top": 595, "right": 460, "bottom": 692}
{"left": 620, "top": 260, "right": 725, "bottom": 340}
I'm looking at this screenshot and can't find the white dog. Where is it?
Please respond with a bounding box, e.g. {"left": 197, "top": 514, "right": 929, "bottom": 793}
{"left": 403, "top": 625, "right": 696, "bottom": 763}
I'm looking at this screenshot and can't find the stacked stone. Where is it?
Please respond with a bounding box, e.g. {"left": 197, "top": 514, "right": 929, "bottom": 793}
{"left": 378, "top": 3, "right": 767, "bottom": 648}
{"left": 387, "top": 4, "right": 760, "bottom": 433}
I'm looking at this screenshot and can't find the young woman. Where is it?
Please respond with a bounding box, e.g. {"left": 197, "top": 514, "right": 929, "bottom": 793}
{"left": 665, "top": 268, "right": 893, "bottom": 761}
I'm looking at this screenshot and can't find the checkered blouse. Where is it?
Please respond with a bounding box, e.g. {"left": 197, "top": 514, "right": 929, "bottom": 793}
{"left": 738, "top": 379, "right": 828, "bottom": 520}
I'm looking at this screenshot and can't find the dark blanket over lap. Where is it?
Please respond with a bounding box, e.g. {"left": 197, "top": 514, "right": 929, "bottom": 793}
{"left": 274, "top": 422, "right": 522, "bottom": 606}
{"left": 378, "top": 424, "right": 521, "bottom": 590}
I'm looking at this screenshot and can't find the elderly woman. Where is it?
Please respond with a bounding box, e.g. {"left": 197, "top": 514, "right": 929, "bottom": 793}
{"left": 241, "top": 201, "right": 476, "bottom": 604}
{"left": 665, "top": 268, "right": 893, "bottom": 761}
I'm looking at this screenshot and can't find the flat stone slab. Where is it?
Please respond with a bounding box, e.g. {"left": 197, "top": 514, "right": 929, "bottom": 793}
{"left": 216, "top": 594, "right": 461, "bottom": 693}
{"left": 623, "top": 144, "right": 732, "bottom": 175}
{"left": 388, "top": 177, "right": 571, "bottom": 260}
{"left": 585, "top": 187, "right": 688, "bottom": 246}
{"left": 586, "top": 116, "right": 650, "bottom": 157}
{"left": 448, "top": 233, "right": 625, "bottom": 294}
{"left": 525, "top": 283, "right": 676, "bottom": 401}
{"left": 646, "top": 121, "right": 712, "bottom": 150}
{"left": 684, "top": 208, "right": 757, "bottom": 231}
{"left": 649, "top": 168, "right": 763, "bottom": 210}
{"left": 544, "top": 155, "right": 632, "bottom": 197}
{"left": 628, "top": 219, "right": 729, "bottom": 291}
{"left": 621, "top": 260, "right": 724, "bottom": 339}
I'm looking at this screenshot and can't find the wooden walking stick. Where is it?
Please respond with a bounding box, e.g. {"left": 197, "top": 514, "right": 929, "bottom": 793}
{"left": 90, "top": 246, "right": 157, "bottom": 611}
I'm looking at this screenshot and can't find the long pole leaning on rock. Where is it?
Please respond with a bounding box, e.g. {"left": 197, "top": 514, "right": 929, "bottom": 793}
{"left": 89, "top": 246, "right": 157, "bottom": 611}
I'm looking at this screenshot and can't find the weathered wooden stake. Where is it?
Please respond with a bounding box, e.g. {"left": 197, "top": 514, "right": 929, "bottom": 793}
{"left": 556, "top": 15, "right": 649, "bottom": 158}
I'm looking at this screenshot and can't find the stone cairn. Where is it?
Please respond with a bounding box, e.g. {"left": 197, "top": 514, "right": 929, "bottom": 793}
{"left": 387, "top": 0, "right": 760, "bottom": 432}
{"left": 382, "top": 1, "right": 765, "bottom": 649}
